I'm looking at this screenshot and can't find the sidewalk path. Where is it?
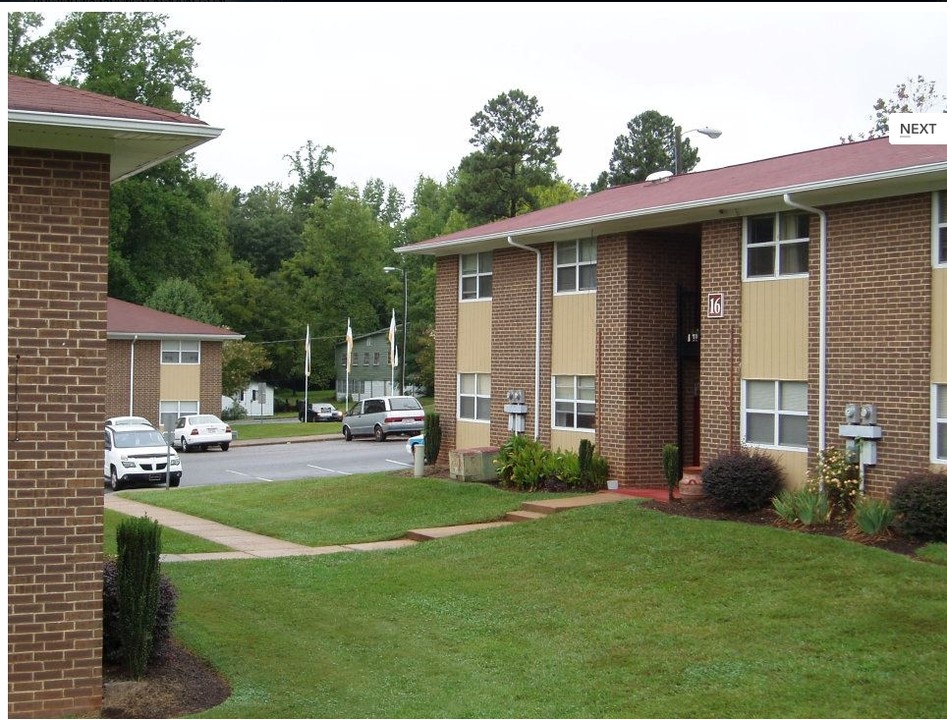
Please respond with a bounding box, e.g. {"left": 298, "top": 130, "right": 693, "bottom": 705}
{"left": 105, "top": 490, "right": 636, "bottom": 563}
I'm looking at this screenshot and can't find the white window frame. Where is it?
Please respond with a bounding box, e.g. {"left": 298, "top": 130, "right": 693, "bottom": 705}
{"left": 934, "top": 385, "right": 947, "bottom": 464}
{"left": 552, "top": 375, "right": 596, "bottom": 432}
{"left": 555, "top": 238, "right": 597, "bottom": 294}
{"left": 934, "top": 190, "right": 947, "bottom": 267}
{"left": 743, "top": 212, "right": 810, "bottom": 280}
{"left": 457, "top": 373, "right": 490, "bottom": 422}
{"left": 459, "top": 252, "right": 493, "bottom": 301}
{"left": 742, "top": 379, "right": 808, "bottom": 450}
{"left": 161, "top": 340, "right": 200, "bottom": 365}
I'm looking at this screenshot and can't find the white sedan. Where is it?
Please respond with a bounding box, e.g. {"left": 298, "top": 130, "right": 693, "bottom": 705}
{"left": 173, "top": 414, "right": 232, "bottom": 453}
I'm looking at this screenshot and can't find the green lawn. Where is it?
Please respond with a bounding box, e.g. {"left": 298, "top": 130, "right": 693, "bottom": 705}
{"left": 231, "top": 420, "right": 342, "bottom": 441}
{"left": 104, "top": 510, "right": 229, "bottom": 555}
{"left": 119, "top": 474, "right": 571, "bottom": 546}
{"left": 159, "top": 498, "right": 947, "bottom": 718}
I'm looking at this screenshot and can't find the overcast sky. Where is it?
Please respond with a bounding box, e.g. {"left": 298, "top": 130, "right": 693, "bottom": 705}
{"left": 21, "top": 2, "right": 947, "bottom": 199}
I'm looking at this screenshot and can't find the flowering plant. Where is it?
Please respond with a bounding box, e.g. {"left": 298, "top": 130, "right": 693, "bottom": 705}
{"left": 806, "top": 446, "right": 860, "bottom": 513}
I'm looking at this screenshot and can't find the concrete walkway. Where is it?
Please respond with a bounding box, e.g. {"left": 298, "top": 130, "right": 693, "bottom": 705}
{"left": 105, "top": 491, "right": 635, "bottom": 563}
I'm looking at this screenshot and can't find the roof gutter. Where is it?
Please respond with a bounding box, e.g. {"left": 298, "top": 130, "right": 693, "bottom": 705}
{"left": 507, "top": 236, "right": 541, "bottom": 439}
{"left": 8, "top": 109, "right": 223, "bottom": 139}
{"left": 783, "top": 193, "right": 828, "bottom": 456}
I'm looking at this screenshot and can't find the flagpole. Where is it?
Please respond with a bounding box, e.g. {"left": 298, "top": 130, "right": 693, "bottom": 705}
{"left": 345, "top": 318, "right": 353, "bottom": 412}
{"left": 304, "top": 324, "right": 310, "bottom": 423}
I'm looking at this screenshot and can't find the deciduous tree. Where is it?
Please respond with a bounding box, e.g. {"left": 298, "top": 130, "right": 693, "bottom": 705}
{"left": 842, "top": 74, "right": 946, "bottom": 142}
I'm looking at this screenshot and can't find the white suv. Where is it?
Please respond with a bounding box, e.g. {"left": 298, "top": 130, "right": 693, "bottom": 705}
{"left": 104, "top": 423, "right": 182, "bottom": 490}
{"left": 342, "top": 396, "right": 425, "bottom": 442}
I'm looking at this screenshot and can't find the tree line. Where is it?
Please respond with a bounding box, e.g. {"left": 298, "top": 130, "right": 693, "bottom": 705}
{"left": 9, "top": 11, "right": 943, "bottom": 398}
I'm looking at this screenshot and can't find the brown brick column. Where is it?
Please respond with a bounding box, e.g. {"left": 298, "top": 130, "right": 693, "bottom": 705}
{"left": 8, "top": 147, "right": 109, "bottom": 718}
{"left": 434, "top": 256, "right": 458, "bottom": 453}
{"left": 700, "top": 218, "right": 743, "bottom": 464}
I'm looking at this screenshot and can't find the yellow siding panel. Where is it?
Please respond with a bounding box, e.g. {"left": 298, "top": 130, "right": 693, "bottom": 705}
{"left": 550, "top": 429, "right": 594, "bottom": 454}
{"left": 160, "top": 365, "right": 201, "bottom": 401}
{"left": 933, "top": 269, "right": 947, "bottom": 382}
{"left": 755, "top": 448, "right": 808, "bottom": 489}
{"left": 551, "top": 294, "right": 596, "bottom": 375}
{"left": 742, "top": 278, "right": 808, "bottom": 380}
{"left": 456, "top": 420, "right": 491, "bottom": 449}
{"left": 458, "top": 301, "right": 491, "bottom": 372}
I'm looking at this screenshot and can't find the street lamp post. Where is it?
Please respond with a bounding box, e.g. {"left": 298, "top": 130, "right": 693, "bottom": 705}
{"left": 674, "top": 125, "right": 723, "bottom": 175}
{"left": 383, "top": 266, "right": 407, "bottom": 393}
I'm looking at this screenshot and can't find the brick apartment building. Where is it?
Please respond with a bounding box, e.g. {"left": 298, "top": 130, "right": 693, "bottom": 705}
{"left": 106, "top": 297, "right": 243, "bottom": 430}
{"left": 399, "top": 138, "right": 947, "bottom": 496}
{"left": 7, "top": 75, "right": 221, "bottom": 717}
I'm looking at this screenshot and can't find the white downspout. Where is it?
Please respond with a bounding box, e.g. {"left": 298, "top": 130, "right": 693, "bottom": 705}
{"left": 507, "top": 236, "right": 541, "bottom": 439}
{"left": 782, "top": 194, "right": 827, "bottom": 454}
{"left": 129, "top": 335, "right": 138, "bottom": 415}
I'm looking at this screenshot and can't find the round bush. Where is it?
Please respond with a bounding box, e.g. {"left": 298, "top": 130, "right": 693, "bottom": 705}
{"left": 890, "top": 472, "right": 947, "bottom": 542}
{"left": 702, "top": 450, "right": 785, "bottom": 511}
{"left": 103, "top": 557, "right": 178, "bottom": 665}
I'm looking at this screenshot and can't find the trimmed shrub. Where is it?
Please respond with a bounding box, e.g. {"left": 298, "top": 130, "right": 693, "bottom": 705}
{"left": 702, "top": 450, "right": 785, "bottom": 511}
{"left": 890, "top": 472, "right": 947, "bottom": 542}
{"left": 103, "top": 557, "right": 178, "bottom": 666}
{"left": 116, "top": 517, "right": 164, "bottom": 679}
{"left": 662, "top": 443, "right": 680, "bottom": 502}
{"left": 424, "top": 412, "right": 442, "bottom": 465}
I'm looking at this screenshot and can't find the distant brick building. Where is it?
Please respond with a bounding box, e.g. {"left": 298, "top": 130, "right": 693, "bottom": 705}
{"left": 400, "top": 139, "right": 947, "bottom": 496}
{"left": 106, "top": 297, "right": 243, "bottom": 430}
{"left": 7, "top": 75, "right": 221, "bottom": 718}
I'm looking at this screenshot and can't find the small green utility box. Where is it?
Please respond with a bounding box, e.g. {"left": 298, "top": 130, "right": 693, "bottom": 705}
{"left": 449, "top": 447, "right": 499, "bottom": 482}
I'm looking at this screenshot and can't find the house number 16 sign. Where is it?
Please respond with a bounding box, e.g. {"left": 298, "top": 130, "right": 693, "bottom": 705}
{"left": 707, "top": 292, "right": 725, "bottom": 318}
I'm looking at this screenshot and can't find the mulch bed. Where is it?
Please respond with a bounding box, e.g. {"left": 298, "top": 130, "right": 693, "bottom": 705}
{"left": 641, "top": 495, "right": 926, "bottom": 557}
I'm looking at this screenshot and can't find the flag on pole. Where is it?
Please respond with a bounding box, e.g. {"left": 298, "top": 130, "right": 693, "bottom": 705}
{"left": 345, "top": 318, "right": 353, "bottom": 373}
{"left": 304, "top": 324, "right": 311, "bottom": 378}
{"left": 388, "top": 309, "right": 397, "bottom": 366}
{"left": 394, "top": 346, "right": 399, "bottom": 368}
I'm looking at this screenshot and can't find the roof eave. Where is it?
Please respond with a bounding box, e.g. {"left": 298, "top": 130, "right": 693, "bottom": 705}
{"left": 108, "top": 332, "right": 244, "bottom": 341}
{"left": 8, "top": 109, "right": 223, "bottom": 183}
{"left": 398, "top": 162, "right": 947, "bottom": 256}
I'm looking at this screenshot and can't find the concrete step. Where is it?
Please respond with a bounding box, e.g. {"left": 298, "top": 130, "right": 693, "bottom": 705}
{"left": 406, "top": 521, "right": 513, "bottom": 542}
{"left": 521, "top": 492, "right": 631, "bottom": 515}
{"left": 505, "top": 510, "right": 547, "bottom": 522}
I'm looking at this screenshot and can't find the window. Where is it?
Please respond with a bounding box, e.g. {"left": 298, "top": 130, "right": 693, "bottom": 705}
{"left": 373, "top": 352, "right": 380, "bottom": 366}
{"left": 352, "top": 352, "right": 358, "bottom": 366}
{"left": 458, "top": 373, "right": 490, "bottom": 421}
{"left": 460, "top": 252, "right": 493, "bottom": 300}
{"left": 556, "top": 239, "right": 597, "bottom": 293}
{"left": 935, "top": 190, "right": 947, "bottom": 266}
{"left": 744, "top": 212, "right": 809, "bottom": 279}
{"left": 161, "top": 340, "right": 200, "bottom": 364}
{"left": 160, "top": 400, "right": 198, "bottom": 434}
{"left": 744, "top": 380, "right": 807, "bottom": 449}
{"left": 363, "top": 352, "right": 370, "bottom": 366}
{"left": 553, "top": 375, "right": 595, "bottom": 430}
{"left": 935, "top": 385, "right": 947, "bottom": 462}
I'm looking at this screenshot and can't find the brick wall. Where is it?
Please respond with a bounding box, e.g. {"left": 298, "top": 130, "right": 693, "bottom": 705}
{"left": 200, "top": 342, "right": 224, "bottom": 415}
{"left": 699, "top": 218, "right": 744, "bottom": 463}
{"left": 489, "top": 245, "right": 553, "bottom": 447}
{"left": 434, "top": 257, "right": 458, "bottom": 452}
{"left": 105, "top": 339, "right": 161, "bottom": 424}
{"left": 7, "top": 147, "right": 109, "bottom": 718}
{"left": 818, "top": 194, "right": 933, "bottom": 495}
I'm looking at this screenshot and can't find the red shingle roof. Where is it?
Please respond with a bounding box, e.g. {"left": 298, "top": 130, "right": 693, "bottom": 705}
{"left": 107, "top": 297, "right": 243, "bottom": 339}
{"left": 8, "top": 74, "right": 207, "bottom": 126}
{"left": 402, "top": 137, "right": 947, "bottom": 253}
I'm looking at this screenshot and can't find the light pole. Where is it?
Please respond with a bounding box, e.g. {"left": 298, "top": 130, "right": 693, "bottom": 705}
{"left": 674, "top": 126, "right": 722, "bottom": 175}
{"left": 383, "top": 266, "right": 407, "bottom": 393}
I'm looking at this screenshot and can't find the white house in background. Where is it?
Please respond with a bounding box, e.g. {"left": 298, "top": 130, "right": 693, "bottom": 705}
{"left": 223, "top": 381, "right": 275, "bottom": 417}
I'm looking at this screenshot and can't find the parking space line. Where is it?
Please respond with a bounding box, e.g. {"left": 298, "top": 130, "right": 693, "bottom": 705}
{"left": 307, "top": 464, "right": 352, "bottom": 475}
{"left": 227, "top": 469, "right": 272, "bottom": 482}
